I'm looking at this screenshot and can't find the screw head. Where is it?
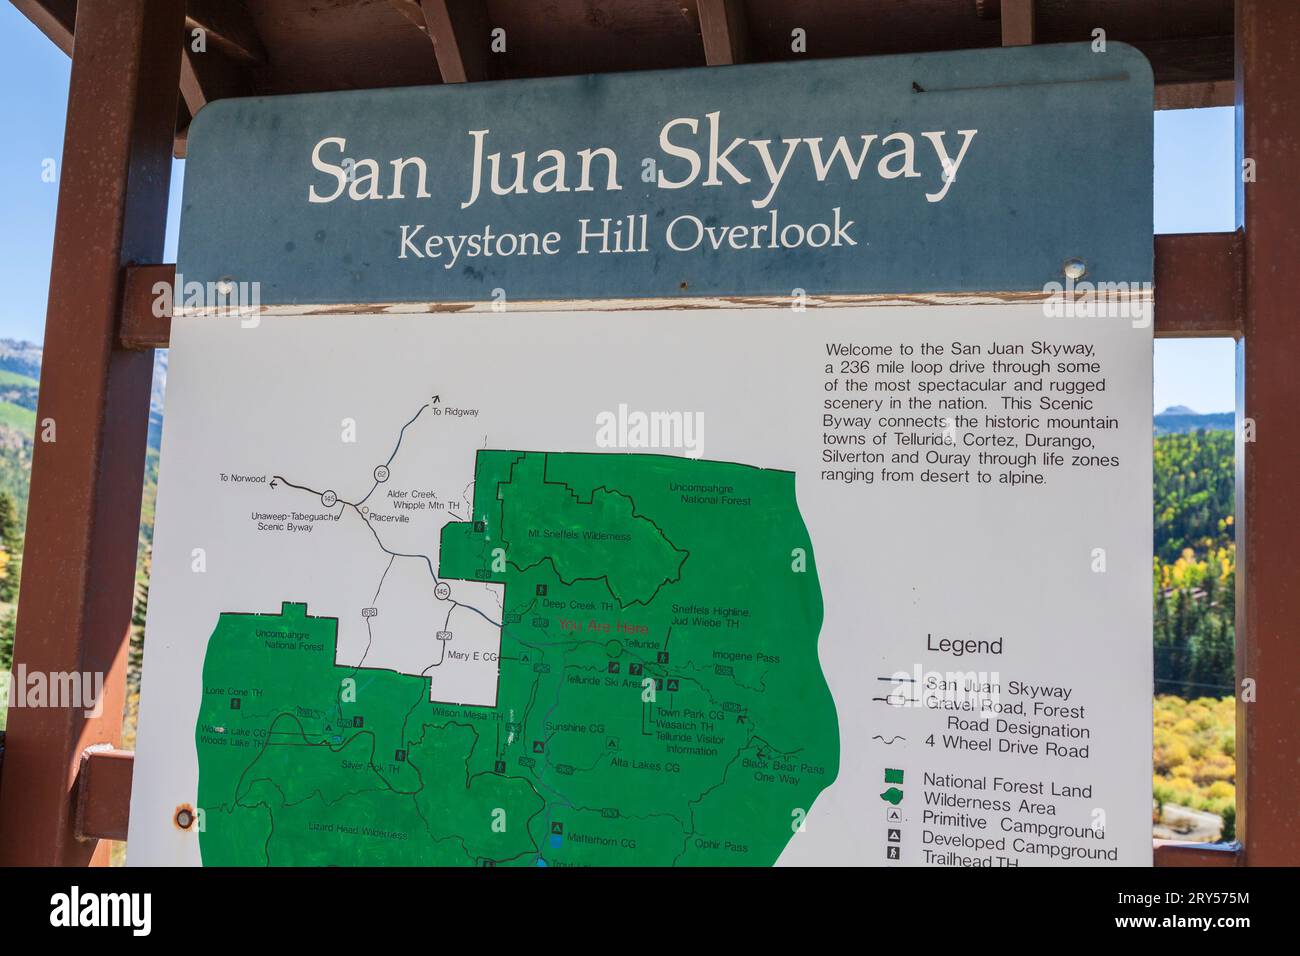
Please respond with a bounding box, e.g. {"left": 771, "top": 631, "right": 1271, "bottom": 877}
{"left": 1063, "top": 257, "right": 1088, "bottom": 280}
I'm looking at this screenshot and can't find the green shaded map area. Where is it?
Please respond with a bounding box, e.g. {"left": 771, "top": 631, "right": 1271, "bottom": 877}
{"left": 196, "top": 451, "right": 838, "bottom": 865}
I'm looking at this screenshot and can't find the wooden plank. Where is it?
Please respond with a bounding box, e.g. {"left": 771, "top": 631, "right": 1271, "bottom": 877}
{"left": 698, "top": 0, "right": 747, "bottom": 65}
{"left": 0, "top": 0, "right": 183, "bottom": 866}
{"left": 1235, "top": 0, "right": 1300, "bottom": 868}
{"left": 1153, "top": 232, "right": 1242, "bottom": 337}
{"left": 419, "top": 0, "right": 493, "bottom": 83}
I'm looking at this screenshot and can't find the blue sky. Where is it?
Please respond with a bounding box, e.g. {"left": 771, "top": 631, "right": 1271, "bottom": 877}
{"left": 0, "top": 9, "right": 1238, "bottom": 413}
{"left": 0, "top": 4, "right": 183, "bottom": 345}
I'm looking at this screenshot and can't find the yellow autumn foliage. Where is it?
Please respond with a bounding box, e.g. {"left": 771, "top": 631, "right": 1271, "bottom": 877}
{"left": 1153, "top": 695, "right": 1236, "bottom": 818}
{"left": 1157, "top": 545, "right": 1236, "bottom": 591}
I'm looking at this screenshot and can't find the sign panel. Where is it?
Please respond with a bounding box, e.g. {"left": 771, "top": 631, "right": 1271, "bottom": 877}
{"left": 130, "top": 305, "right": 1154, "bottom": 867}
{"left": 177, "top": 43, "right": 1153, "bottom": 304}
{"left": 130, "top": 46, "right": 1155, "bottom": 866}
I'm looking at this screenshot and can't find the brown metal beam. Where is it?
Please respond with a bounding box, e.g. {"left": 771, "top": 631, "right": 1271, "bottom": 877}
{"left": 121, "top": 264, "right": 176, "bottom": 350}
{"left": 419, "top": 0, "right": 493, "bottom": 83}
{"left": 389, "top": 0, "right": 430, "bottom": 33}
{"left": 1155, "top": 79, "right": 1235, "bottom": 110}
{"left": 15, "top": 0, "right": 265, "bottom": 65}
{"left": 1234, "top": 0, "right": 1300, "bottom": 868}
{"left": 10, "top": 0, "right": 75, "bottom": 56}
{"left": 15, "top": 1, "right": 1240, "bottom": 112}
{"left": 1153, "top": 232, "right": 1243, "bottom": 337}
{"left": 174, "top": 99, "right": 192, "bottom": 159}
{"left": 180, "top": 40, "right": 252, "bottom": 121}
{"left": 0, "top": 0, "right": 184, "bottom": 866}
{"left": 1154, "top": 840, "right": 1242, "bottom": 866}
{"left": 74, "top": 748, "right": 135, "bottom": 842}
{"left": 186, "top": 0, "right": 267, "bottom": 64}
{"left": 698, "top": 0, "right": 748, "bottom": 66}
{"left": 1001, "top": 0, "right": 1036, "bottom": 46}
{"left": 121, "top": 235, "right": 1240, "bottom": 350}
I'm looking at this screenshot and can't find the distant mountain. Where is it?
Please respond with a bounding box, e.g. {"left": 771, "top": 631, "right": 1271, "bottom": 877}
{"left": 0, "top": 339, "right": 165, "bottom": 523}
{"left": 0, "top": 340, "right": 41, "bottom": 518}
{"left": 0, "top": 339, "right": 43, "bottom": 381}
{"left": 1154, "top": 408, "right": 1234, "bottom": 436}
{"left": 0, "top": 339, "right": 165, "bottom": 448}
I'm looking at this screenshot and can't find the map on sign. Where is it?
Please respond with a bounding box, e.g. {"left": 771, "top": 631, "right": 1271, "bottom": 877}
{"left": 129, "top": 306, "right": 1154, "bottom": 867}
{"left": 194, "top": 431, "right": 838, "bottom": 866}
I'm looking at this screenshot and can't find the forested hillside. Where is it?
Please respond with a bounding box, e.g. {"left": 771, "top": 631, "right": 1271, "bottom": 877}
{"left": 1153, "top": 429, "right": 1235, "bottom": 698}
{"left": 1150, "top": 427, "right": 1236, "bottom": 840}
{"left": 0, "top": 342, "right": 42, "bottom": 521}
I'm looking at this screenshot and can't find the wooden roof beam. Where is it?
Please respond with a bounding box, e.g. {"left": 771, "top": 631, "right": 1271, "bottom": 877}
{"left": 13, "top": 0, "right": 266, "bottom": 65}
{"left": 698, "top": 0, "right": 748, "bottom": 66}
{"left": 419, "top": 0, "right": 494, "bottom": 83}
{"left": 179, "top": 42, "right": 251, "bottom": 121}
{"left": 177, "top": 39, "right": 253, "bottom": 157}
{"left": 1154, "top": 231, "right": 1243, "bottom": 337}
{"left": 388, "top": 0, "right": 430, "bottom": 34}
{"left": 185, "top": 0, "right": 268, "bottom": 64}
{"left": 10, "top": 0, "right": 76, "bottom": 56}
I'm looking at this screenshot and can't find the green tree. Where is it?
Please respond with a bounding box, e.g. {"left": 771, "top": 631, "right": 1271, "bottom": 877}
{"left": 0, "top": 606, "right": 15, "bottom": 673}
{"left": 0, "top": 491, "right": 21, "bottom": 604}
{"left": 128, "top": 545, "right": 152, "bottom": 696}
{"left": 1189, "top": 615, "right": 1235, "bottom": 697}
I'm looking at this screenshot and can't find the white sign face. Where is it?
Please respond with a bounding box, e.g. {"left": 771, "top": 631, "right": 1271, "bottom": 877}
{"left": 129, "top": 304, "right": 1152, "bottom": 867}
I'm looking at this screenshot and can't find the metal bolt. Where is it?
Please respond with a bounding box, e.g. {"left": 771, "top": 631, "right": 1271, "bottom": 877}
{"left": 1063, "top": 257, "right": 1088, "bottom": 280}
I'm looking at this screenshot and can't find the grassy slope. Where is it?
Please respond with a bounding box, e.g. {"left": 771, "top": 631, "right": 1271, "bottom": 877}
{"left": 0, "top": 402, "right": 36, "bottom": 434}
{"left": 0, "top": 370, "right": 39, "bottom": 388}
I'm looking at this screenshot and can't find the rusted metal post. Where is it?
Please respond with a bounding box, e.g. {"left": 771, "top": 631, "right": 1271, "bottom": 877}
{"left": 1234, "top": 0, "right": 1300, "bottom": 867}
{"left": 1153, "top": 233, "right": 1244, "bottom": 338}
{"left": 0, "top": 0, "right": 183, "bottom": 865}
